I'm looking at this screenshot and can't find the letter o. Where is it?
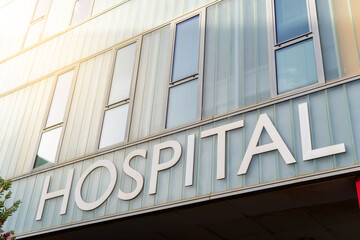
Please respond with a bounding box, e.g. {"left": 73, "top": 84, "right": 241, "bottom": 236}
{"left": 75, "top": 160, "right": 117, "bottom": 211}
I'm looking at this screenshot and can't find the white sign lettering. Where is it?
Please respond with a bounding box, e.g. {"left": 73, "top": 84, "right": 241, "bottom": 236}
{"left": 298, "top": 103, "right": 346, "bottom": 160}
{"left": 118, "top": 149, "right": 147, "bottom": 200}
{"left": 36, "top": 102, "right": 346, "bottom": 220}
{"left": 238, "top": 113, "right": 296, "bottom": 175}
{"left": 36, "top": 169, "right": 74, "bottom": 220}
{"left": 75, "top": 160, "right": 117, "bottom": 211}
{"left": 149, "top": 141, "right": 182, "bottom": 195}
{"left": 201, "top": 120, "right": 244, "bottom": 179}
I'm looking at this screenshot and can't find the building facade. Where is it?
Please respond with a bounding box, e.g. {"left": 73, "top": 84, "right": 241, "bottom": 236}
{"left": 1, "top": 0, "right": 360, "bottom": 239}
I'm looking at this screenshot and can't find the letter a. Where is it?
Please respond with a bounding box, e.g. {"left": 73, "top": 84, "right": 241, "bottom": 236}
{"left": 238, "top": 113, "right": 296, "bottom": 175}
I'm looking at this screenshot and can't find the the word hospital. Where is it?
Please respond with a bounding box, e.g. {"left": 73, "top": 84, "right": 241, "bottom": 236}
{"left": 36, "top": 102, "right": 346, "bottom": 220}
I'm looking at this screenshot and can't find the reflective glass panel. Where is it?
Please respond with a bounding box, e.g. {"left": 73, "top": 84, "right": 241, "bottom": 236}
{"left": 23, "top": 19, "right": 44, "bottom": 48}
{"left": 166, "top": 79, "right": 198, "bottom": 128}
{"left": 99, "top": 104, "right": 129, "bottom": 148}
{"left": 108, "top": 43, "right": 137, "bottom": 105}
{"left": 172, "top": 15, "right": 199, "bottom": 82}
{"left": 275, "top": 0, "right": 309, "bottom": 43}
{"left": 276, "top": 39, "right": 317, "bottom": 93}
{"left": 34, "top": 127, "right": 62, "bottom": 168}
{"left": 70, "top": 0, "right": 92, "bottom": 25}
{"left": 46, "top": 70, "right": 74, "bottom": 128}
{"left": 32, "top": 0, "right": 50, "bottom": 21}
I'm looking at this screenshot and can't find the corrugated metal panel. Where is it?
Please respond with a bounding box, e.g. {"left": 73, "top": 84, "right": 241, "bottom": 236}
{"left": 0, "top": 0, "right": 359, "bottom": 234}
{"left": 58, "top": 51, "right": 113, "bottom": 162}
{"left": 1, "top": 0, "right": 358, "bottom": 97}
{"left": 0, "top": 0, "right": 217, "bottom": 95}
{"left": 317, "top": 0, "right": 360, "bottom": 81}
{"left": 129, "top": 25, "right": 171, "bottom": 140}
{"left": 344, "top": 81, "right": 360, "bottom": 164}
{"left": 331, "top": 0, "right": 360, "bottom": 77}
{"left": 203, "top": 0, "right": 271, "bottom": 119}
{"left": 0, "top": 78, "right": 53, "bottom": 179}
{"left": 42, "top": 0, "right": 74, "bottom": 39}
{"left": 92, "top": 0, "right": 122, "bottom": 16}
{"left": 0, "top": 0, "right": 358, "bottom": 178}
{"left": 0, "top": 0, "right": 34, "bottom": 60}
{"left": 4, "top": 80, "right": 360, "bottom": 235}
{"left": 350, "top": 0, "right": 360, "bottom": 56}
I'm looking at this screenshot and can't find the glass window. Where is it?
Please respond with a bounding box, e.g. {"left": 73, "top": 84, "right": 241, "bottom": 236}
{"left": 46, "top": 70, "right": 74, "bottom": 128}
{"left": 24, "top": 0, "right": 50, "bottom": 48}
{"left": 274, "top": 0, "right": 309, "bottom": 43}
{"left": 34, "top": 127, "right": 63, "bottom": 168}
{"left": 272, "top": 0, "right": 323, "bottom": 94}
{"left": 108, "top": 43, "right": 137, "bottom": 105}
{"left": 172, "top": 15, "right": 200, "bottom": 82}
{"left": 32, "top": 0, "right": 50, "bottom": 21}
{"left": 34, "top": 70, "right": 75, "bottom": 169}
{"left": 276, "top": 39, "right": 317, "bottom": 93}
{"left": 23, "top": 19, "right": 44, "bottom": 48}
{"left": 71, "top": 0, "right": 92, "bottom": 25}
{"left": 167, "top": 79, "right": 198, "bottom": 128}
{"left": 99, "top": 104, "right": 129, "bottom": 148}
{"left": 99, "top": 43, "right": 138, "bottom": 148}
{"left": 166, "top": 14, "right": 202, "bottom": 129}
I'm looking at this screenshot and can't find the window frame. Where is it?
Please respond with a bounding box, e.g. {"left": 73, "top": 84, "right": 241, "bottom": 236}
{"left": 97, "top": 38, "right": 142, "bottom": 150}
{"left": 267, "top": 0, "right": 325, "bottom": 96}
{"left": 164, "top": 9, "right": 206, "bottom": 129}
{"left": 23, "top": 0, "right": 52, "bottom": 49}
{"left": 69, "top": 0, "right": 95, "bottom": 26}
{"left": 32, "top": 66, "right": 79, "bottom": 171}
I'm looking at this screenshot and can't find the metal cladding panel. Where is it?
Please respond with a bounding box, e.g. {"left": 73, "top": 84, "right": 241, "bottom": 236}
{"left": 345, "top": 81, "right": 360, "bottom": 164}
{"left": 0, "top": 0, "right": 216, "bottom": 95}
{"left": 0, "top": 0, "right": 34, "bottom": 60}
{"left": 316, "top": 0, "right": 360, "bottom": 81}
{"left": 0, "top": 78, "right": 54, "bottom": 179}
{"left": 0, "top": 0, "right": 358, "bottom": 95}
{"left": 92, "top": 0, "right": 120, "bottom": 16}
{"left": 4, "top": 80, "right": 360, "bottom": 235}
{"left": 203, "top": 0, "right": 271, "bottom": 119}
{"left": 58, "top": 51, "right": 113, "bottom": 162}
{"left": 0, "top": 0, "right": 360, "bottom": 237}
{"left": 42, "top": 0, "right": 74, "bottom": 39}
{"left": 129, "top": 25, "right": 171, "bottom": 141}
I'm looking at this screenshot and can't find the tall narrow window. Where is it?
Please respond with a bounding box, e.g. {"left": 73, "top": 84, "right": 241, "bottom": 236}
{"left": 23, "top": 0, "right": 50, "bottom": 48}
{"left": 34, "top": 70, "right": 75, "bottom": 168}
{"left": 99, "top": 43, "right": 137, "bottom": 148}
{"left": 271, "top": 0, "right": 324, "bottom": 94}
{"left": 70, "top": 0, "right": 93, "bottom": 25}
{"left": 166, "top": 15, "right": 202, "bottom": 128}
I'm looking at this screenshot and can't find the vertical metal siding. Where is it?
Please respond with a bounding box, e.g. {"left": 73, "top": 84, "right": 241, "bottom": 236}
{"left": 59, "top": 51, "right": 113, "bottom": 162}
{"left": 0, "top": 0, "right": 35, "bottom": 60}
{"left": 129, "top": 25, "right": 171, "bottom": 140}
{"left": 256, "top": 0, "right": 271, "bottom": 103}
{"left": 1, "top": 0, "right": 360, "bottom": 235}
{"left": 0, "top": 0, "right": 217, "bottom": 96}
{"left": 4, "top": 80, "right": 360, "bottom": 234}
{"left": 344, "top": 81, "right": 360, "bottom": 164}
{"left": 331, "top": 0, "right": 360, "bottom": 77}
{"left": 316, "top": 0, "right": 341, "bottom": 81}
{"left": 92, "top": 0, "right": 125, "bottom": 16}
{"left": 317, "top": 0, "right": 360, "bottom": 81}
{"left": 0, "top": 78, "right": 53, "bottom": 179}
{"left": 42, "top": 0, "right": 74, "bottom": 39}
{"left": 203, "top": 0, "right": 271, "bottom": 119}
{"left": 350, "top": 0, "right": 360, "bottom": 58}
